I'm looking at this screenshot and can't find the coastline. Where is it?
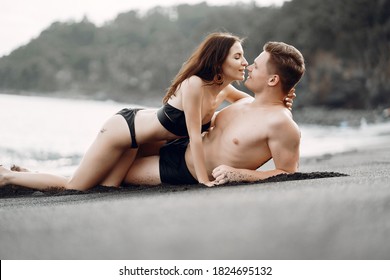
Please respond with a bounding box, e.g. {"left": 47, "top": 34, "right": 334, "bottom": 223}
{"left": 1, "top": 141, "right": 390, "bottom": 259}
{"left": 293, "top": 106, "right": 386, "bottom": 127}
{"left": 3, "top": 91, "right": 389, "bottom": 125}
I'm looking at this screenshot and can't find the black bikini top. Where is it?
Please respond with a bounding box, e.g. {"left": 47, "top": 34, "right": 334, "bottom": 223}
{"left": 157, "top": 103, "right": 211, "bottom": 137}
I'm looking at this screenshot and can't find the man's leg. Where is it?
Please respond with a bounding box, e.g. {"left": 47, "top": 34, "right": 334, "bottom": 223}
{"left": 124, "top": 156, "right": 161, "bottom": 185}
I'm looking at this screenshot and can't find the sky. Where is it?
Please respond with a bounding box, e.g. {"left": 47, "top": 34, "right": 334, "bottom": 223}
{"left": 0, "top": 0, "right": 288, "bottom": 57}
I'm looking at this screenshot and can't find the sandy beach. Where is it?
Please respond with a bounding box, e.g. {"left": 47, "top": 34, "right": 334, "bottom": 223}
{"left": 1, "top": 138, "right": 390, "bottom": 260}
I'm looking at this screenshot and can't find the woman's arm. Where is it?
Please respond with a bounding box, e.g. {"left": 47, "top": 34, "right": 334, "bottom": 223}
{"left": 181, "top": 76, "right": 214, "bottom": 186}
{"left": 223, "top": 84, "right": 296, "bottom": 109}
{"left": 222, "top": 84, "right": 253, "bottom": 103}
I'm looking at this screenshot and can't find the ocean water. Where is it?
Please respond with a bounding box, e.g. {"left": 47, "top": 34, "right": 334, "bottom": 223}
{"left": 1, "top": 93, "right": 390, "bottom": 175}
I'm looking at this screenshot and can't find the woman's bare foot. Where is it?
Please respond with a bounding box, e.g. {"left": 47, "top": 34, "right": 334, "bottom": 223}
{"left": 10, "top": 164, "right": 30, "bottom": 172}
{"left": 0, "top": 165, "right": 11, "bottom": 187}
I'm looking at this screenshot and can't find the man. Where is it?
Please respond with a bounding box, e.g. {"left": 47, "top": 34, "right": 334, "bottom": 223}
{"left": 123, "top": 41, "right": 305, "bottom": 186}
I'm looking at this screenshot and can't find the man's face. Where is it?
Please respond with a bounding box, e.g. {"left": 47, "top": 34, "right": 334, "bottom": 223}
{"left": 244, "top": 51, "right": 272, "bottom": 92}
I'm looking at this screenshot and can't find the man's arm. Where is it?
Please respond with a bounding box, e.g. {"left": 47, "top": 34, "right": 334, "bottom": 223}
{"left": 212, "top": 118, "right": 300, "bottom": 184}
{"left": 267, "top": 116, "right": 300, "bottom": 174}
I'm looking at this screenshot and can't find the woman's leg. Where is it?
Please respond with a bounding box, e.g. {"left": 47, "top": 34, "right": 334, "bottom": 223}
{"left": 0, "top": 165, "right": 68, "bottom": 190}
{"left": 65, "top": 115, "right": 134, "bottom": 190}
{"left": 99, "top": 141, "right": 165, "bottom": 187}
{"left": 99, "top": 149, "right": 137, "bottom": 187}
{"left": 0, "top": 115, "right": 133, "bottom": 191}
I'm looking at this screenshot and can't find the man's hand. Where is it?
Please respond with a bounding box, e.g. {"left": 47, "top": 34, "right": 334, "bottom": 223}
{"left": 212, "top": 165, "right": 240, "bottom": 185}
{"left": 284, "top": 88, "right": 296, "bottom": 111}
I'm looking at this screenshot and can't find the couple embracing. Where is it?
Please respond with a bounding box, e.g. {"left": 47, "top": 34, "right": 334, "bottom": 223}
{"left": 0, "top": 32, "right": 305, "bottom": 191}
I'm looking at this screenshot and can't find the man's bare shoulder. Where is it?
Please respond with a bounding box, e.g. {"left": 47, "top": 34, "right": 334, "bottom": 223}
{"left": 269, "top": 107, "right": 296, "bottom": 124}
{"left": 268, "top": 108, "right": 300, "bottom": 137}
{"left": 235, "top": 96, "right": 253, "bottom": 104}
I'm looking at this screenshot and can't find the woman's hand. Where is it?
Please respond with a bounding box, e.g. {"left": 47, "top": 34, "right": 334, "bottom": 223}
{"left": 201, "top": 180, "right": 217, "bottom": 187}
{"left": 284, "top": 88, "right": 296, "bottom": 111}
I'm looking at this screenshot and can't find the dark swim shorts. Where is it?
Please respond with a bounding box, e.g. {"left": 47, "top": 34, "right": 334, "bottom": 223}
{"left": 116, "top": 108, "right": 143, "bottom": 148}
{"left": 159, "top": 138, "right": 198, "bottom": 185}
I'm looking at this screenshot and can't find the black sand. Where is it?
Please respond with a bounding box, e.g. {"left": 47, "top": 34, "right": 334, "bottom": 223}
{"left": 1, "top": 144, "right": 389, "bottom": 259}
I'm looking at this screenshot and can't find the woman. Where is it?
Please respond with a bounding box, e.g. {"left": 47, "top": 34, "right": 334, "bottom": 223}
{"left": 0, "top": 32, "right": 254, "bottom": 190}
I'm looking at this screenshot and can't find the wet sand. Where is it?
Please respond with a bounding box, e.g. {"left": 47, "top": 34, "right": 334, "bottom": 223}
{"left": 1, "top": 143, "right": 390, "bottom": 260}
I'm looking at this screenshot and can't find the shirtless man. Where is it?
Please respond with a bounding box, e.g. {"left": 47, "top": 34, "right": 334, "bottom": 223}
{"left": 123, "top": 41, "right": 305, "bottom": 186}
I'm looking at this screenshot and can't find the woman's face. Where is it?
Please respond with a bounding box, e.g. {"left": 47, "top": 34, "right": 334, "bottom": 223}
{"left": 221, "top": 41, "right": 248, "bottom": 83}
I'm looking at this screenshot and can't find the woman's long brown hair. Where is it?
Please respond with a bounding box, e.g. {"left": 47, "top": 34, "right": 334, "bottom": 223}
{"left": 162, "top": 32, "right": 242, "bottom": 104}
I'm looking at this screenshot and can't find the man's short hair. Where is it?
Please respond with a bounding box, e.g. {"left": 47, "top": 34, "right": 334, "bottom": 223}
{"left": 264, "top": 42, "right": 305, "bottom": 93}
